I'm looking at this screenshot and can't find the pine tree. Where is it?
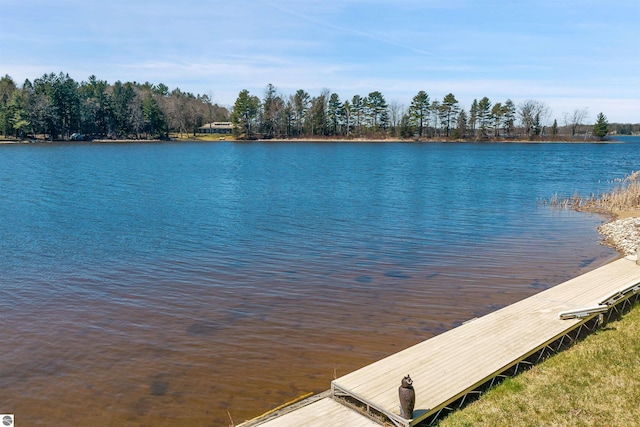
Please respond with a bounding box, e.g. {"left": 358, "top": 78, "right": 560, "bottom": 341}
{"left": 593, "top": 112, "right": 609, "bottom": 139}
{"left": 477, "top": 97, "right": 492, "bottom": 137}
{"left": 351, "top": 95, "right": 364, "bottom": 136}
{"left": 366, "top": 91, "right": 388, "bottom": 132}
{"left": 232, "top": 89, "right": 260, "bottom": 139}
{"left": 440, "top": 93, "right": 459, "bottom": 137}
{"left": 469, "top": 99, "right": 478, "bottom": 138}
{"left": 407, "top": 91, "right": 430, "bottom": 138}
{"left": 491, "top": 102, "right": 503, "bottom": 138}
{"left": 327, "top": 93, "right": 343, "bottom": 135}
{"left": 502, "top": 99, "right": 516, "bottom": 138}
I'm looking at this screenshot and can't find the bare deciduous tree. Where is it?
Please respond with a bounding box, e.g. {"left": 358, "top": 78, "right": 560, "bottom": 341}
{"left": 388, "top": 99, "right": 405, "bottom": 137}
{"left": 518, "top": 99, "right": 550, "bottom": 137}
{"left": 563, "top": 108, "right": 589, "bottom": 137}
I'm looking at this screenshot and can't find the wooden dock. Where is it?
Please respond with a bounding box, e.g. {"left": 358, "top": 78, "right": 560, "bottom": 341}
{"left": 241, "top": 256, "right": 640, "bottom": 427}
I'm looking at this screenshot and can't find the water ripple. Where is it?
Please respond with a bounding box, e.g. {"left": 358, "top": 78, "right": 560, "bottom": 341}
{"left": 1, "top": 139, "right": 638, "bottom": 425}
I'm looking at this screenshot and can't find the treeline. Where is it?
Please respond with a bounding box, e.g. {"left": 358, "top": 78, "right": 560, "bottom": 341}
{"left": 233, "top": 84, "right": 627, "bottom": 140}
{"left": 609, "top": 123, "right": 640, "bottom": 136}
{"left": 0, "top": 73, "right": 229, "bottom": 140}
{"left": 1, "top": 73, "right": 635, "bottom": 142}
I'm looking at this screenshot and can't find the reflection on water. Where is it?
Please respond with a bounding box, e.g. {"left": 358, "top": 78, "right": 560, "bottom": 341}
{"left": 1, "top": 140, "right": 635, "bottom": 425}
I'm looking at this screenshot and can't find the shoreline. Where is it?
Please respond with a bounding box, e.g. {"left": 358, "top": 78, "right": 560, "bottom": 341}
{"left": 0, "top": 136, "right": 625, "bottom": 145}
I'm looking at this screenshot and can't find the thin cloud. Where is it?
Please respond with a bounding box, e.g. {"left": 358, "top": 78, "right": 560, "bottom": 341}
{"left": 264, "top": 1, "right": 457, "bottom": 62}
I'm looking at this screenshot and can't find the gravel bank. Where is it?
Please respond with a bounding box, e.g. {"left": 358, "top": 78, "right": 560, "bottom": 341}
{"left": 598, "top": 217, "right": 640, "bottom": 256}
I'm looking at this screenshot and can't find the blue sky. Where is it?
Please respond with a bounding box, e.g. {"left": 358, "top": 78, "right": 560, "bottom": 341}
{"left": 2, "top": 0, "right": 639, "bottom": 123}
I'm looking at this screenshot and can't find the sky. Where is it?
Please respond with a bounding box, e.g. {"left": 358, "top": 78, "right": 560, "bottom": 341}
{"left": 1, "top": 0, "right": 639, "bottom": 123}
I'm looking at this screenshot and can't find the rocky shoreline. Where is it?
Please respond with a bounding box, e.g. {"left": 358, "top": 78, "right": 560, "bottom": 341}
{"left": 598, "top": 216, "right": 640, "bottom": 256}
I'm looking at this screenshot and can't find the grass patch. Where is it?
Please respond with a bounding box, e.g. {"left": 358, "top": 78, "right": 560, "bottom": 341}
{"left": 438, "top": 304, "right": 640, "bottom": 426}
{"left": 170, "top": 133, "right": 233, "bottom": 142}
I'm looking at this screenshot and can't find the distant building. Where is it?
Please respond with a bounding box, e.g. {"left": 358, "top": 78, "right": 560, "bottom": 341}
{"left": 198, "top": 122, "right": 234, "bottom": 134}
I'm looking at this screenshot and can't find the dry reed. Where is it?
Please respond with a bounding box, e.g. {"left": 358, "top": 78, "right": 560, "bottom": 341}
{"left": 541, "top": 170, "right": 640, "bottom": 214}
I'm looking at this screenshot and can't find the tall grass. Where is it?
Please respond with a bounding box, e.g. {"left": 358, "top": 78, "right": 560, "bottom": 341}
{"left": 542, "top": 170, "right": 640, "bottom": 214}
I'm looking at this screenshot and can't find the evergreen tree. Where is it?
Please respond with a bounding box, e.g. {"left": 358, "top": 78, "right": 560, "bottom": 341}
{"left": 52, "top": 72, "right": 81, "bottom": 139}
{"left": 440, "top": 93, "right": 459, "bottom": 137}
{"left": 342, "top": 100, "right": 351, "bottom": 136}
{"left": 366, "top": 91, "right": 388, "bottom": 132}
{"left": 407, "top": 90, "right": 430, "bottom": 138}
{"left": 502, "top": 99, "right": 516, "bottom": 138}
{"left": 351, "top": 95, "right": 364, "bottom": 136}
{"left": 469, "top": 99, "right": 478, "bottom": 138}
{"left": 477, "top": 97, "right": 492, "bottom": 137}
{"left": 79, "top": 75, "right": 112, "bottom": 137}
{"left": 110, "top": 81, "right": 137, "bottom": 138}
{"left": 0, "top": 75, "right": 18, "bottom": 136}
{"left": 142, "top": 93, "right": 167, "bottom": 138}
{"left": 593, "top": 112, "right": 609, "bottom": 139}
{"left": 232, "top": 89, "right": 260, "bottom": 139}
{"left": 327, "top": 93, "right": 343, "bottom": 135}
{"left": 293, "top": 89, "right": 310, "bottom": 136}
{"left": 490, "top": 102, "right": 503, "bottom": 138}
{"left": 30, "top": 72, "right": 81, "bottom": 139}
{"left": 307, "top": 90, "right": 329, "bottom": 136}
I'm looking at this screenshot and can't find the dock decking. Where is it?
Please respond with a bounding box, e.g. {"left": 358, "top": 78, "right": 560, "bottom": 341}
{"left": 253, "top": 395, "right": 381, "bottom": 427}
{"left": 242, "top": 256, "right": 640, "bottom": 427}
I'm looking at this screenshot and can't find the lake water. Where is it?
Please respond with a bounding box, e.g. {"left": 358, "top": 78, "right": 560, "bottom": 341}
{"left": 1, "top": 138, "right": 639, "bottom": 425}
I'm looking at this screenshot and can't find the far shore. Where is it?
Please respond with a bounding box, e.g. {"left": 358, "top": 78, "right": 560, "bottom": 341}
{"left": 0, "top": 136, "right": 625, "bottom": 144}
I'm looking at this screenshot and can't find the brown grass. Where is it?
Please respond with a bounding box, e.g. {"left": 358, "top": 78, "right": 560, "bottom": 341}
{"left": 541, "top": 170, "right": 640, "bottom": 216}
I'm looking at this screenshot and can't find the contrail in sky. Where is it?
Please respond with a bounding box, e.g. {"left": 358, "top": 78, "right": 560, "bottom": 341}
{"left": 264, "top": 2, "right": 458, "bottom": 62}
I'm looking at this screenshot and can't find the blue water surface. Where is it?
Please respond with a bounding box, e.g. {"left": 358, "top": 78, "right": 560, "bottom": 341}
{"left": 1, "top": 137, "right": 639, "bottom": 424}
{"left": 2, "top": 139, "right": 637, "bottom": 287}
